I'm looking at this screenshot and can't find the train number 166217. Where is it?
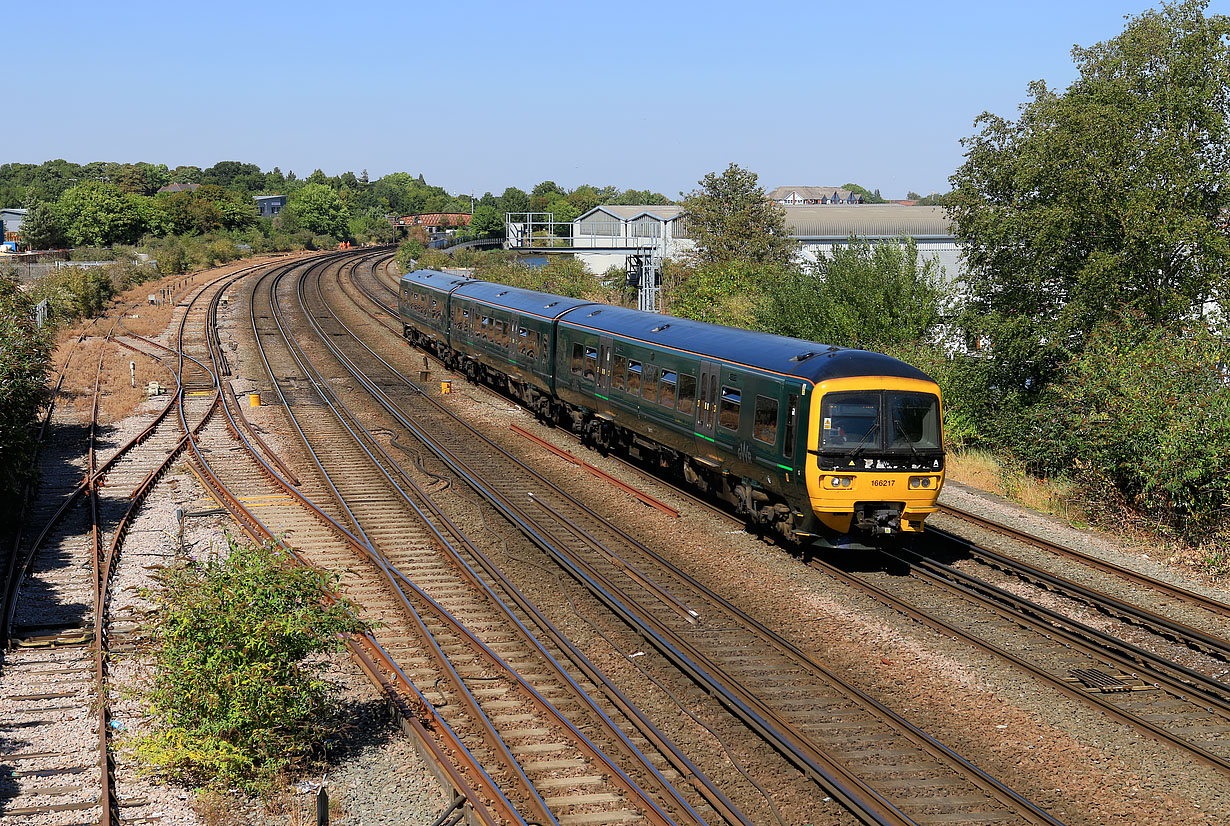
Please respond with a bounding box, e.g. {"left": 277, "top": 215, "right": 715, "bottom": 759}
{"left": 870, "top": 479, "right": 895, "bottom": 487}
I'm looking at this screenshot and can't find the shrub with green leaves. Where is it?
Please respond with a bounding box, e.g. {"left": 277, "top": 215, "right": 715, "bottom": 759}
{"left": 1020, "top": 315, "right": 1230, "bottom": 538}
{"left": 136, "top": 537, "right": 368, "bottom": 794}
{"left": 0, "top": 272, "right": 51, "bottom": 521}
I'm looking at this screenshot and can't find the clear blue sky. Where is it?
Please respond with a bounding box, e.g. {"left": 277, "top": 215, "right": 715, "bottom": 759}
{"left": 7, "top": 0, "right": 1225, "bottom": 200}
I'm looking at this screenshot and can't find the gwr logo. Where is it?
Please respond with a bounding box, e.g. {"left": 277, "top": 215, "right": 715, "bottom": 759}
{"left": 736, "top": 442, "right": 753, "bottom": 463}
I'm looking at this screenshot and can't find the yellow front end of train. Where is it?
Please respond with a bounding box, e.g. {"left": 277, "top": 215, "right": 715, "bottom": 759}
{"left": 804, "top": 376, "right": 945, "bottom": 538}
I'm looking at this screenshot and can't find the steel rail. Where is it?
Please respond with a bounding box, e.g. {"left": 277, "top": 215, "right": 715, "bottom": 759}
{"left": 330, "top": 255, "right": 1070, "bottom": 826}
{"left": 294, "top": 260, "right": 718, "bottom": 826}
{"left": 893, "top": 544, "right": 1230, "bottom": 709}
{"left": 3, "top": 322, "right": 100, "bottom": 644}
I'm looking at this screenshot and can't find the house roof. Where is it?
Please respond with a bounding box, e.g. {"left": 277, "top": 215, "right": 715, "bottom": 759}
{"left": 768, "top": 186, "right": 856, "bottom": 202}
{"left": 784, "top": 205, "right": 952, "bottom": 239}
{"left": 253, "top": 194, "right": 286, "bottom": 202}
{"left": 157, "top": 182, "right": 200, "bottom": 193}
{"left": 398, "top": 213, "right": 473, "bottom": 226}
{"left": 577, "top": 205, "right": 686, "bottom": 222}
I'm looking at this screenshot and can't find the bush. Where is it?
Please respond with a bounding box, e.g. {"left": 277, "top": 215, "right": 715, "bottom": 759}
{"left": 136, "top": 537, "right": 368, "bottom": 794}
{"left": 1031, "top": 315, "right": 1230, "bottom": 538}
{"left": 416, "top": 249, "right": 451, "bottom": 271}
{"left": 0, "top": 272, "right": 51, "bottom": 521}
{"left": 29, "top": 265, "right": 115, "bottom": 322}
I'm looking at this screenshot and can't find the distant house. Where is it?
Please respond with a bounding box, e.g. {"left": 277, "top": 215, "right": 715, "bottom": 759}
{"left": 394, "top": 213, "right": 473, "bottom": 233}
{"left": 254, "top": 194, "right": 288, "bottom": 219}
{"left": 2, "top": 207, "right": 28, "bottom": 244}
{"left": 157, "top": 182, "right": 200, "bottom": 193}
{"left": 768, "top": 186, "right": 865, "bottom": 206}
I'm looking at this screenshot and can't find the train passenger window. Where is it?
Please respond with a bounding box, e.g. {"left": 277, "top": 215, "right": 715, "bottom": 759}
{"left": 584, "top": 346, "right": 598, "bottom": 380}
{"left": 641, "top": 365, "right": 658, "bottom": 401}
{"left": 613, "top": 355, "right": 627, "bottom": 390}
{"left": 783, "top": 393, "right": 798, "bottom": 459}
{"left": 482, "top": 317, "right": 493, "bottom": 341}
{"left": 627, "top": 360, "right": 642, "bottom": 395}
{"left": 719, "top": 386, "right": 741, "bottom": 431}
{"left": 571, "top": 342, "right": 584, "bottom": 375}
{"left": 753, "top": 396, "right": 778, "bottom": 444}
{"left": 462, "top": 309, "right": 470, "bottom": 333}
{"left": 677, "top": 374, "right": 696, "bottom": 415}
{"left": 431, "top": 298, "right": 439, "bottom": 319}
{"left": 659, "top": 370, "right": 677, "bottom": 408}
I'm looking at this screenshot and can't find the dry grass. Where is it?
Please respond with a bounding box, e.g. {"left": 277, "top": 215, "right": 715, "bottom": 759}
{"left": 946, "top": 449, "right": 1087, "bottom": 526}
{"left": 98, "top": 342, "right": 171, "bottom": 423}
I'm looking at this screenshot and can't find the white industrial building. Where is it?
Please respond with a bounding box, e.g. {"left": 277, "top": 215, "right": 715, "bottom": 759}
{"left": 507, "top": 203, "right": 962, "bottom": 287}
{"left": 783, "top": 205, "right": 960, "bottom": 283}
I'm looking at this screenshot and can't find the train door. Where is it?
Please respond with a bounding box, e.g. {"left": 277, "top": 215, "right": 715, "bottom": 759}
{"left": 696, "top": 360, "right": 719, "bottom": 438}
{"left": 597, "top": 336, "right": 613, "bottom": 395}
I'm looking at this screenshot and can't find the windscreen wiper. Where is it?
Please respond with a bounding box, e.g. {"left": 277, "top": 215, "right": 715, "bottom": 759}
{"left": 893, "top": 415, "right": 921, "bottom": 457}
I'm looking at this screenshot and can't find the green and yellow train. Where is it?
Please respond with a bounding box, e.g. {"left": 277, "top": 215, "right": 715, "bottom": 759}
{"left": 399, "top": 269, "right": 945, "bottom": 546}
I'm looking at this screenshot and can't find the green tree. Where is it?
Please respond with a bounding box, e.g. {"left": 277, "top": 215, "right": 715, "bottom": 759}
{"left": 19, "top": 202, "right": 65, "bottom": 250}
{"left": 58, "top": 182, "right": 143, "bottom": 246}
{"left": 948, "top": 0, "right": 1230, "bottom": 395}
{"left": 843, "top": 183, "right": 887, "bottom": 203}
{"left": 470, "top": 204, "right": 505, "bottom": 235}
{"left": 754, "top": 237, "right": 947, "bottom": 351}
{"left": 283, "top": 183, "right": 349, "bottom": 239}
{"left": 681, "top": 163, "right": 796, "bottom": 267}
{"left": 500, "top": 186, "right": 530, "bottom": 214}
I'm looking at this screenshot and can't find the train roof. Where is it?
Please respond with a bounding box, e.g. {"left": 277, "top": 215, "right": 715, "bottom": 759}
{"left": 451, "top": 280, "right": 596, "bottom": 320}
{"left": 558, "top": 303, "right": 932, "bottom": 385}
{"left": 401, "top": 268, "right": 475, "bottom": 292}
{"left": 400, "top": 271, "right": 933, "bottom": 385}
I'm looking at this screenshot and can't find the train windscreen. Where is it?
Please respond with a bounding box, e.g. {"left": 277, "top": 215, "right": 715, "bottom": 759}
{"left": 820, "top": 391, "right": 940, "bottom": 454}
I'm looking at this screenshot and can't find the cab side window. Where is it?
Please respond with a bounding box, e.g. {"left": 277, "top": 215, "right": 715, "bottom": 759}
{"left": 571, "top": 342, "right": 584, "bottom": 375}
{"left": 613, "top": 355, "right": 627, "bottom": 390}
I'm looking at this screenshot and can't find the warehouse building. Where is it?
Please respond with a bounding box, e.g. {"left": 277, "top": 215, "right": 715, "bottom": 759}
{"left": 784, "top": 205, "right": 960, "bottom": 283}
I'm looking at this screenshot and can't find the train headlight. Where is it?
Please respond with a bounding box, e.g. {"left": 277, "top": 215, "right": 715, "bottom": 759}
{"left": 909, "top": 477, "right": 921, "bottom": 489}
{"left": 831, "top": 477, "right": 842, "bottom": 488}
{"left": 909, "top": 476, "right": 934, "bottom": 489}
{"left": 829, "top": 476, "right": 853, "bottom": 488}
{"left": 921, "top": 477, "right": 932, "bottom": 488}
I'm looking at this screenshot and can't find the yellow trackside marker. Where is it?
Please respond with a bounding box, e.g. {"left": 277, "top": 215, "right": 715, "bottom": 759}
{"left": 249, "top": 393, "right": 261, "bottom": 407}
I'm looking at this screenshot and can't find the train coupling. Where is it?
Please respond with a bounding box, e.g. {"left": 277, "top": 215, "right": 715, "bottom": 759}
{"left": 854, "top": 502, "right": 902, "bottom": 535}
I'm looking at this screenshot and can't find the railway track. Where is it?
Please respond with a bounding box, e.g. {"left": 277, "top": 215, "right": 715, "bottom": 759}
{"left": 0, "top": 260, "right": 297, "bottom": 825}
{"left": 933, "top": 503, "right": 1230, "bottom": 657}
{"left": 311, "top": 253, "right": 1068, "bottom": 826}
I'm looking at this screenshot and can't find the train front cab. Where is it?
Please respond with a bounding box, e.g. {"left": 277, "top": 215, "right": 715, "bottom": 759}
{"left": 803, "top": 375, "right": 944, "bottom": 541}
